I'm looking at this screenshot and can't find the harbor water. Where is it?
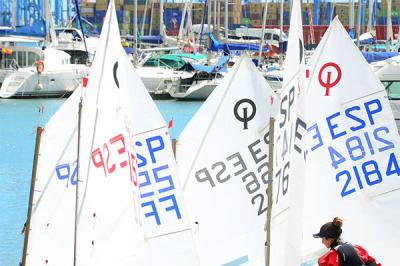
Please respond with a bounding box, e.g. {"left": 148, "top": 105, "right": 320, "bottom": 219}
{"left": 0, "top": 98, "right": 202, "bottom": 265}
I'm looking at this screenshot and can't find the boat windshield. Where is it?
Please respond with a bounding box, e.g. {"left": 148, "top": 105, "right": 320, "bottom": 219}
{"left": 0, "top": 48, "right": 42, "bottom": 69}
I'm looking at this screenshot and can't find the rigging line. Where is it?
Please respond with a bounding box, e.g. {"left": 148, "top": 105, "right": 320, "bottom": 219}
{"left": 370, "top": 187, "right": 400, "bottom": 198}
{"left": 135, "top": 125, "right": 167, "bottom": 136}
{"left": 341, "top": 89, "right": 386, "bottom": 106}
{"left": 144, "top": 228, "right": 193, "bottom": 240}
{"left": 181, "top": 56, "right": 244, "bottom": 191}
{"left": 77, "top": 1, "right": 114, "bottom": 221}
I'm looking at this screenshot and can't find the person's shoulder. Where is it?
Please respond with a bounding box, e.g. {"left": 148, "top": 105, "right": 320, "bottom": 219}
{"left": 353, "top": 244, "right": 382, "bottom": 266}
{"left": 318, "top": 249, "right": 339, "bottom": 266}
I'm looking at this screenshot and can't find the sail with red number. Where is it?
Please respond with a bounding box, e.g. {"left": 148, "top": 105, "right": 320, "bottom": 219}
{"left": 299, "top": 17, "right": 400, "bottom": 265}
{"left": 22, "top": 0, "right": 198, "bottom": 265}
{"left": 23, "top": 1, "right": 146, "bottom": 265}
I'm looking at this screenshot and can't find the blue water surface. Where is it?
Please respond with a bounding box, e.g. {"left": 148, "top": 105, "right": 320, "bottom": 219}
{"left": 0, "top": 98, "right": 202, "bottom": 265}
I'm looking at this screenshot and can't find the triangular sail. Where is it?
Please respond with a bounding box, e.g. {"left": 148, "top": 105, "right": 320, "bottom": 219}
{"left": 24, "top": 0, "right": 198, "bottom": 264}
{"left": 176, "top": 55, "right": 277, "bottom": 265}
{"left": 70, "top": 1, "right": 144, "bottom": 264}
{"left": 76, "top": 1, "right": 197, "bottom": 265}
{"left": 270, "top": 0, "right": 307, "bottom": 264}
{"left": 301, "top": 17, "right": 400, "bottom": 265}
{"left": 25, "top": 89, "right": 82, "bottom": 266}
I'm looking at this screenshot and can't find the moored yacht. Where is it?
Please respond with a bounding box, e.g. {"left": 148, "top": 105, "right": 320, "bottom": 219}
{"left": 0, "top": 48, "right": 89, "bottom": 98}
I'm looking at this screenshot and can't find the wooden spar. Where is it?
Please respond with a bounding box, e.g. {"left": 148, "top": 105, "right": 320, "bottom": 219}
{"left": 265, "top": 117, "right": 275, "bottom": 266}
{"left": 172, "top": 139, "right": 177, "bottom": 158}
{"left": 73, "top": 98, "right": 83, "bottom": 266}
{"left": 21, "top": 127, "right": 44, "bottom": 266}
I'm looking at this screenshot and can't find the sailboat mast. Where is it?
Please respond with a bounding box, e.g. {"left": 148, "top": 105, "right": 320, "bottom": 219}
{"left": 73, "top": 98, "right": 83, "bottom": 266}
{"left": 265, "top": 117, "right": 275, "bottom": 266}
{"left": 12, "top": 0, "right": 16, "bottom": 29}
{"left": 160, "top": 0, "right": 164, "bottom": 36}
{"left": 217, "top": 0, "right": 220, "bottom": 36}
{"left": 349, "top": 0, "right": 355, "bottom": 30}
{"left": 141, "top": 0, "right": 148, "bottom": 36}
{"left": 134, "top": 0, "right": 138, "bottom": 55}
{"left": 224, "top": 0, "right": 228, "bottom": 39}
{"left": 356, "top": 0, "right": 362, "bottom": 47}
{"left": 21, "top": 127, "right": 44, "bottom": 266}
{"left": 279, "top": 0, "right": 284, "bottom": 67}
{"left": 179, "top": 0, "right": 189, "bottom": 41}
{"left": 213, "top": 0, "right": 217, "bottom": 29}
{"left": 149, "top": 1, "right": 154, "bottom": 35}
{"left": 208, "top": 0, "right": 212, "bottom": 29}
{"left": 367, "top": 0, "right": 373, "bottom": 32}
{"left": 258, "top": 0, "right": 269, "bottom": 66}
{"left": 386, "top": 0, "right": 392, "bottom": 51}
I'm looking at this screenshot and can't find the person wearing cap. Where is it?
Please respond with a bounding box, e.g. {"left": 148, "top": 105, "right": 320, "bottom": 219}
{"left": 313, "top": 217, "right": 381, "bottom": 266}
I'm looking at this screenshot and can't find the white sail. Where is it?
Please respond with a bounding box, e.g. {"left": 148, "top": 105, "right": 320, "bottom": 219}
{"left": 26, "top": 88, "right": 82, "bottom": 266}
{"left": 301, "top": 17, "right": 400, "bottom": 265}
{"left": 270, "top": 0, "right": 307, "bottom": 265}
{"left": 128, "top": 22, "right": 200, "bottom": 266}
{"left": 72, "top": 1, "right": 144, "bottom": 265}
{"left": 176, "top": 55, "right": 277, "bottom": 265}
{"left": 76, "top": 1, "right": 197, "bottom": 265}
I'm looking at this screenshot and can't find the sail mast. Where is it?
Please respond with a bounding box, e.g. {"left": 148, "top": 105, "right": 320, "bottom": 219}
{"left": 356, "top": 0, "right": 362, "bottom": 47}
{"left": 279, "top": 0, "right": 284, "bottom": 67}
{"left": 265, "top": 117, "right": 274, "bottom": 266}
{"left": 179, "top": 0, "right": 189, "bottom": 41}
{"left": 21, "top": 127, "right": 44, "bottom": 266}
{"left": 141, "top": 0, "right": 148, "bottom": 36}
{"left": 73, "top": 97, "right": 83, "bottom": 266}
{"left": 367, "top": 0, "right": 373, "bottom": 32}
{"left": 224, "top": 0, "right": 228, "bottom": 39}
{"left": 258, "top": 0, "right": 268, "bottom": 66}
{"left": 386, "top": 0, "right": 392, "bottom": 51}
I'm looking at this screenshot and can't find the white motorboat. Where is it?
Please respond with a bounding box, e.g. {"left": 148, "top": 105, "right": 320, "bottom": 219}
{"left": 134, "top": 66, "right": 192, "bottom": 96}
{"left": 169, "top": 73, "right": 222, "bottom": 100}
{"left": 169, "top": 55, "right": 230, "bottom": 100}
{"left": 371, "top": 55, "right": 400, "bottom": 81}
{"left": 0, "top": 48, "right": 89, "bottom": 98}
{"left": 0, "top": 36, "right": 44, "bottom": 86}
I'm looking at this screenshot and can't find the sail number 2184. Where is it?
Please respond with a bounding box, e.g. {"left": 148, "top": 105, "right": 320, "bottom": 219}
{"left": 328, "top": 126, "right": 400, "bottom": 197}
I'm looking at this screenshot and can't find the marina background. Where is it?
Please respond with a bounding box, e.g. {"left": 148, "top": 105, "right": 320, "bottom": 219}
{"left": 0, "top": 98, "right": 202, "bottom": 265}
{"left": 2, "top": 0, "right": 400, "bottom": 43}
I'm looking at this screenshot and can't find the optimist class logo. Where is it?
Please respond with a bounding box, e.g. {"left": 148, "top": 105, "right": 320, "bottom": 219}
{"left": 318, "top": 62, "right": 342, "bottom": 96}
